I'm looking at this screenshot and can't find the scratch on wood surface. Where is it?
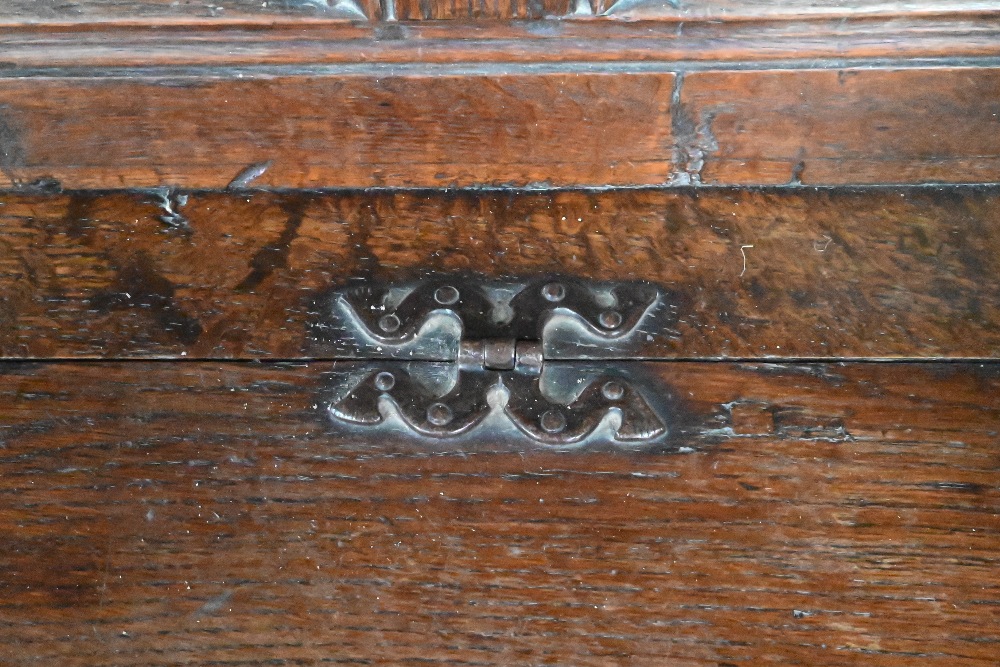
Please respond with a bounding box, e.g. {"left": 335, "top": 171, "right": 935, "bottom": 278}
{"left": 814, "top": 235, "right": 833, "bottom": 252}
{"left": 790, "top": 160, "right": 806, "bottom": 185}
{"left": 227, "top": 161, "right": 273, "bottom": 190}
{"left": 739, "top": 245, "right": 753, "bottom": 277}
{"left": 668, "top": 74, "right": 720, "bottom": 186}
{"left": 193, "top": 589, "right": 234, "bottom": 618}
{"left": 0, "top": 105, "right": 25, "bottom": 187}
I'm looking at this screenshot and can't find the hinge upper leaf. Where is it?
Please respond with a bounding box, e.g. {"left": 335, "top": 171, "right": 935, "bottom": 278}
{"left": 321, "top": 275, "right": 661, "bottom": 361}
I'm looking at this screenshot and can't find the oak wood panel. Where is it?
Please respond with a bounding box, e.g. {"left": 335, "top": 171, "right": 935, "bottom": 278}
{"left": 0, "top": 72, "right": 674, "bottom": 191}
{"left": 1, "top": 360, "right": 998, "bottom": 665}
{"left": 3, "top": 65, "right": 1000, "bottom": 188}
{"left": 2, "top": 187, "right": 999, "bottom": 360}
{"left": 680, "top": 68, "right": 1000, "bottom": 186}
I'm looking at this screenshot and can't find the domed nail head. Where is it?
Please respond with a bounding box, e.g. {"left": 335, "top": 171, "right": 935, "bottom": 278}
{"left": 541, "top": 282, "right": 566, "bottom": 302}
{"left": 540, "top": 409, "right": 567, "bottom": 434}
{"left": 379, "top": 313, "right": 401, "bottom": 333}
{"left": 601, "top": 381, "right": 625, "bottom": 401}
{"left": 434, "top": 285, "right": 460, "bottom": 305}
{"left": 427, "top": 402, "right": 453, "bottom": 426}
{"left": 374, "top": 372, "right": 396, "bottom": 392}
{"left": 599, "top": 310, "right": 622, "bottom": 329}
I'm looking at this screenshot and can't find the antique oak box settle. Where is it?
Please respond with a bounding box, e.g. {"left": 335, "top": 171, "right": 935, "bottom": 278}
{"left": 1, "top": 1, "right": 999, "bottom": 665}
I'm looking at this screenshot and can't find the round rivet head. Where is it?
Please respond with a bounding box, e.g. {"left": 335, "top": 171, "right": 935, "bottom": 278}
{"left": 599, "top": 310, "right": 623, "bottom": 329}
{"left": 540, "top": 409, "right": 567, "bottom": 434}
{"left": 541, "top": 282, "right": 566, "bottom": 303}
{"left": 427, "top": 403, "right": 453, "bottom": 427}
{"left": 601, "top": 381, "right": 625, "bottom": 401}
{"left": 374, "top": 372, "right": 396, "bottom": 392}
{"left": 378, "top": 313, "right": 401, "bottom": 333}
{"left": 434, "top": 285, "right": 460, "bottom": 305}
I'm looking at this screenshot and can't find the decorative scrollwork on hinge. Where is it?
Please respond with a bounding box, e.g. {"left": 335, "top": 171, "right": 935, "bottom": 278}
{"left": 327, "top": 365, "right": 667, "bottom": 446}
{"left": 318, "top": 273, "right": 671, "bottom": 447}
{"left": 313, "top": 275, "right": 662, "bottom": 362}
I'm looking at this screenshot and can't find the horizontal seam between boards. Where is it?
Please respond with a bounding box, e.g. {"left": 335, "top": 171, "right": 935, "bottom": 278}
{"left": 6, "top": 56, "right": 1000, "bottom": 78}
{"left": 4, "top": 183, "right": 1000, "bottom": 196}
{"left": 2, "top": 358, "right": 1000, "bottom": 365}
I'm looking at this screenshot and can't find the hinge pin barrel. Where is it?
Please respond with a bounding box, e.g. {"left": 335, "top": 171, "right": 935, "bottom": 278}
{"left": 459, "top": 338, "right": 543, "bottom": 374}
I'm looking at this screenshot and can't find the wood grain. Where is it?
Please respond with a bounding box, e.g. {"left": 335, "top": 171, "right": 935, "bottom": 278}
{"left": 2, "top": 187, "right": 999, "bottom": 360}
{"left": 0, "top": 72, "right": 674, "bottom": 190}
{"left": 3, "top": 4, "right": 997, "bottom": 666}
{"left": 2, "top": 64, "right": 999, "bottom": 188}
{"left": 1, "top": 360, "right": 998, "bottom": 665}
{"left": 679, "top": 68, "right": 1000, "bottom": 186}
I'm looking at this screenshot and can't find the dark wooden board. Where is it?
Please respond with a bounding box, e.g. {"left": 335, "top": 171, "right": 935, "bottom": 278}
{"left": 680, "top": 68, "right": 1000, "bottom": 186}
{"left": 1, "top": 360, "right": 998, "bottom": 665}
{"left": 3, "top": 3, "right": 997, "bottom": 665}
{"left": 2, "top": 187, "right": 999, "bottom": 359}
{"left": 0, "top": 72, "right": 676, "bottom": 191}
{"left": 3, "top": 1, "right": 999, "bottom": 190}
{"left": 2, "top": 65, "right": 998, "bottom": 189}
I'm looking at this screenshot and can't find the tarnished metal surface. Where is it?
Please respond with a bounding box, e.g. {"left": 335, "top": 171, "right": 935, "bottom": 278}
{"left": 320, "top": 274, "right": 669, "bottom": 446}
{"left": 326, "top": 362, "right": 669, "bottom": 448}
{"left": 318, "top": 275, "right": 662, "bottom": 361}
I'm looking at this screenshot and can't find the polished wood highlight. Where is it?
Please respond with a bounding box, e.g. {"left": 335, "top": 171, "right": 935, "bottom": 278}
{"left": 597, "top": 0, "right": 999, "bottom": 19}
{"left": 1, "top": 187, "right": 998, "bottom": 359}
{"left": 1, "top": 360, "right": 997, "bottom": 665}
{"left": 0, "top": 0, "right": 380, "bottom": 23}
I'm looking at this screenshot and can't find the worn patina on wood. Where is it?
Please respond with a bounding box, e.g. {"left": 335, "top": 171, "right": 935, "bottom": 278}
{"left": 2, "top": 187, "right": 998, "bottom": 359}
{"left": 1, "top": 360, "right": 998, "bottom": 665}
{"left": 2, "top": 4, "right": 999, "bottom": 189}
{"left": 2, "top": 0, "right": 1000, "bottom": 664}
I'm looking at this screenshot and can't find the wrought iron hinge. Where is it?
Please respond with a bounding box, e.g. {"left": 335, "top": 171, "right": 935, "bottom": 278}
{"left": 319, "top": 276, "right": 670, "bottom": 447}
